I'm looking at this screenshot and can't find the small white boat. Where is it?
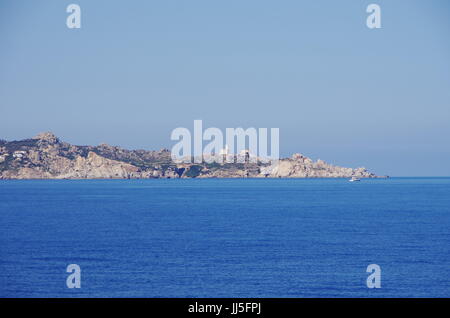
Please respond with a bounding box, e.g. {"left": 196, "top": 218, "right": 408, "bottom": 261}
{"left": 349, "top": 177, "right": 361, "bottom": 182}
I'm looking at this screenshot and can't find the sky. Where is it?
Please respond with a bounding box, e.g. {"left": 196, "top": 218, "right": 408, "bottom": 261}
{"left": 0, "top": 0, "right": 449, "bottom": 176}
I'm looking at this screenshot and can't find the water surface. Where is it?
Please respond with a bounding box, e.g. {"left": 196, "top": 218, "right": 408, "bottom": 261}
{"left": 1, "top": 178, "right": 449, "bottom": 297}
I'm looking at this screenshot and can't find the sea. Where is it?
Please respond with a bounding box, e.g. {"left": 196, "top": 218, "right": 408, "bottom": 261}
{"left": 0, "top": 178, "right": 449, "bottom": 297}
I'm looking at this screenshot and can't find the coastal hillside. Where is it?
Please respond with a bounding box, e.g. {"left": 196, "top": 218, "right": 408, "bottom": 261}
{"left": 0, "top": 132, "right": 378, "bottom": 179}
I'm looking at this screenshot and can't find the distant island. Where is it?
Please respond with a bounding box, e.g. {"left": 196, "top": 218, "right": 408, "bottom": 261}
{"left": 0, "top": 132, "right": 383, "bottom": 179}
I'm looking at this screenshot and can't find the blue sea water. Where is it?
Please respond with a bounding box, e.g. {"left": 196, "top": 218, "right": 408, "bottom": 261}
{"left": 0, "top": 178, "right": 449, "bottom": 298}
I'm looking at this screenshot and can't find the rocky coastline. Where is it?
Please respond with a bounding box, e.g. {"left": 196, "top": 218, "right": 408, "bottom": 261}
{"left": 0, "top": 132, "right": 383, "bottom": 179}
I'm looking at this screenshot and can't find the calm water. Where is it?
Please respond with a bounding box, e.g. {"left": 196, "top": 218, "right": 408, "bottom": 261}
{"left": 0, "top": 178, "right": 449, "bottom": 297}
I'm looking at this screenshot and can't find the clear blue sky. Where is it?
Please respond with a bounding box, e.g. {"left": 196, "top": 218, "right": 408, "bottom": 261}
{"left": 1, "top": 0, "right": 449, "bottom": 176}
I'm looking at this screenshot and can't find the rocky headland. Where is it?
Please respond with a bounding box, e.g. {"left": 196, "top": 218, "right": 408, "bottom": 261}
{"left": 0, "top": 132, "right": 381, "bottom": 179}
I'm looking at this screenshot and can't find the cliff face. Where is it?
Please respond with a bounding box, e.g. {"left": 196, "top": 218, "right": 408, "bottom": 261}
{"left": 0, "top": 132, "right": 378, "bottom": 179}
